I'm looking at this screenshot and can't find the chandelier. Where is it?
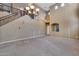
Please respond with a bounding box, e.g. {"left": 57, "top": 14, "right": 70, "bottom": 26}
{"left": 25, "top": 4, "right": 40, "bottom": 19}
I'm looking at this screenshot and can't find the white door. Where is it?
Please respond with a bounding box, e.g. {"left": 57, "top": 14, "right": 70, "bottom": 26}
{"left": 47, "top": 25, "right": 50, "bottom": 35}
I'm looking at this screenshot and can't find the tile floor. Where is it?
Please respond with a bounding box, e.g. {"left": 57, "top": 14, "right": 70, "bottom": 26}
{"left": 0, "top": 36, "right": 79, "bottom": 56}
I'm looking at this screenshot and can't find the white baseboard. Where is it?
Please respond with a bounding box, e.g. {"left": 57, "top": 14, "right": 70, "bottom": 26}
{"left": 0, "top": 34, "right": 45, "bottom": 47}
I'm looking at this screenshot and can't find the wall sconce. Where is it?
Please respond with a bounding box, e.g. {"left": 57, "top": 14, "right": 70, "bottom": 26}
{"left": 25, "top": 4, "right": 40, "bottom": 19}
{"left": 48, "top": 12, "right": 50, "bottom": 15}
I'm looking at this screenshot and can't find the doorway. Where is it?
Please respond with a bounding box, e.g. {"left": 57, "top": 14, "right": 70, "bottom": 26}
{"left": 45, "top": 23, "right": 50, "bottom": 35}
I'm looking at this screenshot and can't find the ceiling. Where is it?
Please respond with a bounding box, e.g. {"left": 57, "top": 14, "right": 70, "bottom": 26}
{"left": 35, "top": 3, "right": 55, "bottom": 11}
{"left": 3, "top": 3, "right": 55, "bottom": 11}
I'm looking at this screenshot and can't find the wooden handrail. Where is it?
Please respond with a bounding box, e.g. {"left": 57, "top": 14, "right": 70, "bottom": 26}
{"left": 0, "top": 3, "right": 25, "bottom": 21}
{"left": 0, "top": 13, "right": 17, "bottom": 21}
{"left": 0, "top": 3, "right": 24, "bottom": 11}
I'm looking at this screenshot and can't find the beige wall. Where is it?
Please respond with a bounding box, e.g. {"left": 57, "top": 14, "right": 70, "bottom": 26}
{"left": 0, "top": 3, "right": 46, "bottom": 43}
{"left": 50, "top": 3, "right": 79, "bottom": 39}
{"left": 0, "top": 15, "right": 46, "bottom": 43}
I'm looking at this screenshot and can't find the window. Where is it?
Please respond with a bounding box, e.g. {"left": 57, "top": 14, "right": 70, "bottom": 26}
{"left": 51, "top": 23, "right": 59, "bottom": 32}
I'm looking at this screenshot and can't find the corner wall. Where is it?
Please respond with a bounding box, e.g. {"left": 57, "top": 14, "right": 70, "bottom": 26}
{"left": 0, "top": 3, "right": 46, "bottom": 43}
{"left": 50, "top": 3, "right": 79, "bottom": 39}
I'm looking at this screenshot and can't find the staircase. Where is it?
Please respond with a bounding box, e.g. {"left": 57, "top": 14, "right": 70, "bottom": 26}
{"left": 0, "top": 11, "right": 9, "bottom": 17}
{"left": 0, "top": 3, "right": 26, "bottom": 26}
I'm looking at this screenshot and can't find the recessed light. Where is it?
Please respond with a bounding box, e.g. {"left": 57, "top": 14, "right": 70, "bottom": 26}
{"left": 61, "top": 3, "right": 65, "bottom": 7}
{"left": 55, "top": 6, "right": 58, "bottom": 10}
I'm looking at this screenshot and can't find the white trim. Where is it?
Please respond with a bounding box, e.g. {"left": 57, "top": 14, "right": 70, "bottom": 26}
{"left": 0, "top": 34, "right": 45, "bottom": 47}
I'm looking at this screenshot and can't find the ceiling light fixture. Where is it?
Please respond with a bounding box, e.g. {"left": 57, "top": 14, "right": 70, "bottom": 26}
{"left": 28, "top": 11, "right": 31, "bottom": 14}
{"left": 26, "top": 7, "right": 30, "bottom": 10}
{"left": 61, "top": 3, "right": 65, "bottom": 7}
{"left": 25, "top": 4, "right": 40, "bottom": 19}
{"left": 36, "top": 8, "right": 40, "bottom": 12}
{"left": 30, "top": 5, "right": 35, "bottom": 9}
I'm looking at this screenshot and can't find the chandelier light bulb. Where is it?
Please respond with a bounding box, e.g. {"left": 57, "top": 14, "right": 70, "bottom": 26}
{"left": 26, "top": 7, "right": 30, "bottom": 10}
{"left": 30, "top": 5, "right": 35, "bottom": 9}
{"left": 28, "top": 11, "right": 31, "bottom": 14}
{"left": 36, "top": 8, "right": 40, "bottom": 12}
